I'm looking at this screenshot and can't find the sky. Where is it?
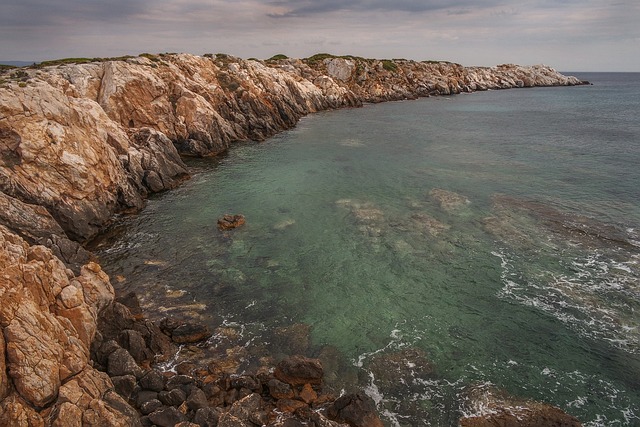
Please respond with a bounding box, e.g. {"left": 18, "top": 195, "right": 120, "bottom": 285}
{"left": 1, "top": 0, "right": 639, "bottom": 71}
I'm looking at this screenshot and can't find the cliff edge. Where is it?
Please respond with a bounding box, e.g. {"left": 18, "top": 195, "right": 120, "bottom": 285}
{"left": 0, "top": 53, "right": 587, "bottom": 426}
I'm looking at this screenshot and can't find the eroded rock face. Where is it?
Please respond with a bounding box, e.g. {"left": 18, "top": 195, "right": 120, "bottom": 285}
{"left": 0, "top": 225, "right": 138, "bottom": 424}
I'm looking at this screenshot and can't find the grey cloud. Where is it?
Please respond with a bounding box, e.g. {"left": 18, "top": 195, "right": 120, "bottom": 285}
{"left": 267, "top": 0, "right": 500, "bottom": 17}
{"left": 1, "top": 0, "right": 150, "bottom": 27}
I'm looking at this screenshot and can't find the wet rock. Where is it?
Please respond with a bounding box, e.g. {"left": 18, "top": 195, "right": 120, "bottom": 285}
{"left": 228, "top": 393, "right": 264, "bottom": 422}
{"left": 193, "top": 407, "right": 222, "bottom": 427}
{"left": 139, "top": 369, "right": 165, "bottom": 392}
{"left": 139, "top": 399, "right": 163, "bottom": 415}
{"left": 158, "top": 388, "right": 187, "bottom": 406}
{"left": 230, "top": 375, "right": 261, "bottom": 392}
{"left": 327, "top": 393, "right": 384, "bottom": 427}
{"left": 362, "top": 347, "right": 435, "bottom": 394}
{"left": 172, "top": 322, "right": 211, "bottom": 344}
{"left": 310, "top": 411, "right": 350, "bottom": 427}
{"left": 166, "top": 374, "right": 196, "bottom": 392}
{"left": 276, "top": 398, "right": 307, "bottom": 413}
{"left": 299, "top": 383, "right": 318, "bottom": 404}
{"left": 275, "top": 355, "right": 323, "bottom": 386}
{"left": 269, "top": 378, "right": 295, "bottom": 399}
{"left": 218, "top": 214, "right": 246, "bottom": 231}
{"left": 459, "top": 385, "right": 582, "bottom": 427}
{"left": 272, "top": 323, "right": 310, "bottom": 355}
{"left": 186, "top": 388, "right": 208, "bottom": 411}
{"left": 115, "top": 291, "right": 144, "bottom": 320}
{"left": 148, "top": 406, "right": 187, "bottom": 427}
{"left": 218, "top": 412, "right": 252, "bottom": 427}
{"left": 136, "top": 390, "right": 159, "bottom": 407}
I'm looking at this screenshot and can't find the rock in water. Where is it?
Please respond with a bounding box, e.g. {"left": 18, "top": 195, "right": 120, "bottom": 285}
{"left": 274, "top": 355, "right": 323, "bottom": 386}
{"left": 327, "top": 393, "right": 384, "bottom": 427}
{"left": 217, "top": 214, "right": 246, "bottom": 230}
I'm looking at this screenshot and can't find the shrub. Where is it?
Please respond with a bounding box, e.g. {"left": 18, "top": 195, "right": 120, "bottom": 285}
{"left": 268, "top": 54, "right": 289, "bottom": 61}
{"left": 382, "top": 60, "right": 398, "bottom": 72}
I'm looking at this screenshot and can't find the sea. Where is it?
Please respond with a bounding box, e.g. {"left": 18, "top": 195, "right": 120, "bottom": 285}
{"left": 95, "top": 72, "right": 640, "bottom": 426}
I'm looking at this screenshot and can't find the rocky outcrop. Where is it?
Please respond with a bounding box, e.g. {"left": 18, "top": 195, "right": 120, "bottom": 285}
{"left": 0, "top": 225, "right": 137, "bottom": 425}
{"left": 459, "top": 384, "right": 583, "bottom": 427}
{"left": 0, "top": 52, "right": 588, "bottom": 425}
{"left": 0, "top": 53, "right": 585, "bottom": 245}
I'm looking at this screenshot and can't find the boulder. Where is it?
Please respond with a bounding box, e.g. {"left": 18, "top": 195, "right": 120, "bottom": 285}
{"left": 148, "top": 406, "right": 187, "bottom": 427}
{"left": 217, "top": 214, "right": 246, "bottom": 230}
{"left": 274, "top": 355, "right": 323, "bottom": 386}
{"left": 171, "top": 322, "right": 211, "bottom": 344}
{"left": 107, "top": 348, "right": 143, "bottom": 379}
{"left": 327, "top": 393, "right": 384, "bottom": 427}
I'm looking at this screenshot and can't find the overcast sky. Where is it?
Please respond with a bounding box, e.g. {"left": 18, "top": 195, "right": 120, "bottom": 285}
{"left": 1, "top": 0, "right": 638, "bottom": 71}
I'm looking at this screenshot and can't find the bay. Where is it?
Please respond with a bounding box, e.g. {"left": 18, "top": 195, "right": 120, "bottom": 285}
{"left": 96, "top": 73, "right": 640, "bottom": 426}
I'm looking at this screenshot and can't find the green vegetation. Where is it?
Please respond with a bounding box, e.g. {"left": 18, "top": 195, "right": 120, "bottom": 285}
{"left": 381, "top": 59, "right": 398, "bottom": 72}
{"left": 268, "top": 54, "right": 289, "bottom": 61}
{"left": 0, "top": 64, "right": 17, "bottom": 71}
{"left": 31, "top": 56, "right": 135, "bottom": 69}
{"left": 18, "top": 82, "right": 27, "bottom": 88}
{"left": 139, "top": 53, "right": 160, "bottom": 62}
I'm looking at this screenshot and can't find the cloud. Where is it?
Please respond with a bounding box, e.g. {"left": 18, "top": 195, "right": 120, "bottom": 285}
{"left": 266, "top": 0, "right": 500, "bottom": 17}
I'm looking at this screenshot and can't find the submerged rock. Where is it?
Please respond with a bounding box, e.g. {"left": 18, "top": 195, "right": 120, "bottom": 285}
{"left": 459, "top": 384, "right": 582, "bottom": 427}
{"left": 217, "top": 214, "right": 246, "bottom": 231}
{"left": 429, "top": 188, "right": 470, "bottom": 212}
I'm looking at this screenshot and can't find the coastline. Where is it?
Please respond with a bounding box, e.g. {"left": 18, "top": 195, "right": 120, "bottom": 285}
{"left": 0, "top": 53, "right": 588, "bottom": 426}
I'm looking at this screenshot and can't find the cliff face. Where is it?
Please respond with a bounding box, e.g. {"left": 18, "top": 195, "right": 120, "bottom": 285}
{"left": 0, "top": 53, "right": 584, "bottom": 244}
{"left": 0, "top": 53, "right": 586, "bottom": 425}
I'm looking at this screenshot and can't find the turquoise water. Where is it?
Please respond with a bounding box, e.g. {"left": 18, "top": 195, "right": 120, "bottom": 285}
{"left": 97, "top": 73, "right": 640, "bottom": 426}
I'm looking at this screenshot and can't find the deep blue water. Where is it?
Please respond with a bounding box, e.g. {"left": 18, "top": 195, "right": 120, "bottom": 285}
{"left": 97, "top": 72, "right": 640, "bottom": 426}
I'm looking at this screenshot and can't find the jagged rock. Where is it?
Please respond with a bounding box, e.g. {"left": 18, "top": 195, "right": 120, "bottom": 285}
{"left": 186, "top": 388, "right": 208, "bottom": 411}
{"left": 139, "top": 369, "right": 165, "bottom": 392}
{"left": 194, "top": 407, "right": 222, "bottom": 427}
{"left": 136, "top": 390, "right": 159, "bottom": 407}
{"left": 158, "top": 388, "right": 187, "bottom": 406}
{"left": 217, "top": 214, "right": 246, "bottom": 231}
{"left": 111, "top": 374, "right": 138, "bottom": 399}
{"left": 327, "top": 393, "right": 384, "bottom": 427}
{"left": 148, "top": 406, "right": 187, "bottom": 427}
{"left": 166, "top": 374, "right": 196, "bottom": 391}
{"left": 218, "top": 412, "right": 253, "bottom": 427}
{"left": 118, "top": 329, "right": 152, "bottom": 363}
{"left": 172, "top": 322, "right": 211, "bottom": 344}
{"left": 139, "top": 399, "right": 163, "bottom": 415}
{"left": 0, "top": 394, "right": 45, "bottom": 426}
{"left": 108, "top": 348, "right": 143, "bottom": 379}
{"left": 275, "top": 355, "right": 323, "bottom": 386}
{"left": 299, "top": 383, "right": 318, "bottom": 404}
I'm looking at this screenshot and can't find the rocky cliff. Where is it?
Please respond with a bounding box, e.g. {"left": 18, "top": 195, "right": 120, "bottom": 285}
{"left": 0, "top": 53, "right": 586, "bottom": 425}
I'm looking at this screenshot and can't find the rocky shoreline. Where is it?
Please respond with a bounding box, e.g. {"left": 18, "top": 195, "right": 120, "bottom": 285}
{"left": 0, "top": 53, "right": 588, "bottom": 426}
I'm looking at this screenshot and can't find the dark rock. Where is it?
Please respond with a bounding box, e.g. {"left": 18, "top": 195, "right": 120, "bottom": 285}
{"left": 133, "top": 319, "right": 175, "bottom": 362}
{"left": 172, "top": 322, "right": 211, "bottom": 344}
{"left": 224, "top": 388, "right": 238, "bottom": 406}
{"left": 217, "top": 412, "right": 252, "bottom": 427}
{"left": 98, "top": 302, "right": 136, "bottom": 340}
{"left": 230, "top": 375, "right": 260, "bottom": 391}
{"left": 159, "top": 316, "right": 183, "bottom": 335}
{"left": 108, "top": 348, "right": 143, "bottom": 379}
{"left": 158, "top": 388, "right": 187, "bottom": 406}
{"left": 327, "top": 393, "right": 384, "bottom": 427}
{"left": 217, "top": 214, "right": 246, "bottom": 231}
{"left": 102, "top": 390, "right": 143, "bottom": 426}
{"left": 118, "top": 329, "right": 152, "bottom": 363}
{"left": 140, "top": 415, "right": 153, "bottom": 427}
{"left": 186, "top": 388, "right": 208, "bottom": 411}
{"left": 276, "top": 399, "right": 307, "bottom": 413}
{"left": 228, "top": 393, "right": 263, "bottom": 421}
{"left": 148, "top": 406, "right": 187, "bottom": 427}
{"left": 272, "top": 323, "right": 310, "bottom": 355}
{"left": 193, "top": 407, "right": 222, "bottom": 427}
{"left": 166, "top": 374, "right": 195, "bottom": 391}
{"left": 111, "top": 374, "right": 138, "bottom": 399}
{"left": 139, "top": 399, "right": 163, "bottom": 415}
{"left": 139, "top": 369, "right": 165, "bottom": 392}
{"left": 310, "top": 411, "right": 349, "bottom": 427}
{"left": 274, "top": 355, "right": 323, "bottom": 386}
{"left": 268, "top": 378, "right": 294, "bottom": 400}
{"left": 115, "top": 292, "right": 144, "bottom": 320}
{"left": 93, "top": 339, "right": 121, "bottom": 367}
{"left": 136, "top": 390, "right": 159, "bottom": 407}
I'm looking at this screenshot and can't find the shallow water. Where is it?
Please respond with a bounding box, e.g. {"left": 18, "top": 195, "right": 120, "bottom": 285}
{"left": 96, "top": 73, "right": 640, "bottom": 426}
